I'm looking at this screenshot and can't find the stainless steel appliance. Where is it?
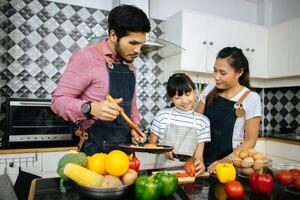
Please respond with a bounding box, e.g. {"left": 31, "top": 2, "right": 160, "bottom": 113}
{"left": 5, "top": 98, "right": 74, "bottom": 147}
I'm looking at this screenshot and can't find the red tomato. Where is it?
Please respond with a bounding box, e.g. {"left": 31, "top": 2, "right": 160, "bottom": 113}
{"left": 275, "top": 169, "right": 293, "bottom": 186}
{"left": 289, "top": 169, "right": 300, "bottom": 177}
{"left": 225, "top": 181, "right": 244, "bottom": 199}
{"left": 294, "top": 177, "right": 300, "bottom": 190}
{"left": 184, "top": 161, "right": 196, "bottom": 176}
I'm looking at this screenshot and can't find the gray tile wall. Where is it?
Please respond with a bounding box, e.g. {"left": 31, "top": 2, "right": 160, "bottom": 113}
{"left": 0, "top": 0, "right": 167, "bottom": 129}
{"left": 1, "top": 0, "right": 299, "bottom": 133}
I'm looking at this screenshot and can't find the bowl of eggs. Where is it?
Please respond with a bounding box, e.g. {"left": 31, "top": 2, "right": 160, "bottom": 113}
{"left": 228, "top": 148, "right": 272, "bottom": 178}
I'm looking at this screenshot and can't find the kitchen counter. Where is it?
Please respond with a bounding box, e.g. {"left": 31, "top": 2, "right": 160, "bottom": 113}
{"left": 0, "top": 137, "right": 297, "bottom": 155}
{"left": 0, "top": 146, "right": 77, "bottom": 154}
{"left": 258, "top": 136, "right": 300, "bottom": 145}
{"left": 28, "top": 168, "right": 300, "bottom": 200}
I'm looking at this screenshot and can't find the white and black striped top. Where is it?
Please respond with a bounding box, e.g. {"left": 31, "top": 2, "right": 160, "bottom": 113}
{"left": 150, "top": 107, "right": 211, "bottom": 143}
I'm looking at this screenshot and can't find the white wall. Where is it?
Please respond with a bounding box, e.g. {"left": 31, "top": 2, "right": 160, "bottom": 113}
{"left": 150, "top": 0, "right": 258, "bottom": 23}
{"left": 47, "top": 0, "right": 113, "bottom": 10}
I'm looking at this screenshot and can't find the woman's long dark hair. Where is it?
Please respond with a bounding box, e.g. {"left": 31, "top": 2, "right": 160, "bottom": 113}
{"left": 206, "top": 47, "right": 252, "bottom": 106}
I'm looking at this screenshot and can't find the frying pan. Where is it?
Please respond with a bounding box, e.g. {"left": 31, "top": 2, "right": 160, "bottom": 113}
{"left": 117, "top": 144, "right": 174, "bottom": 154}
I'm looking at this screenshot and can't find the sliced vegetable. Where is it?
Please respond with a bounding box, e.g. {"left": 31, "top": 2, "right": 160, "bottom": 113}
{"left": 184, "top": 161, "right": 196, "bottom": 176}
{"left": 154, "top": 171, "right": 178, "bottom": 196}
{"left": 64, "top": 163, "right": 104, "bottom": 187}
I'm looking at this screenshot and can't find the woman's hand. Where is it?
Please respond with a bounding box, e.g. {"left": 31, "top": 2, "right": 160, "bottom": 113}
{"left": 194, "top": 159, "right": 205, "bottom": 176}
{"left": 207, "top": 159, "right": 224, "bottom": 174}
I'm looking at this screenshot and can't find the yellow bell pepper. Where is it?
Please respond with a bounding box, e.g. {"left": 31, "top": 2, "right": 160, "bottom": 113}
{"left": 215, "top": 163, "right": 236, "bottom": 183}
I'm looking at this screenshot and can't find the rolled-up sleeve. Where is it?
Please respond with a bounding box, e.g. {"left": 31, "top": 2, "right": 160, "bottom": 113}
{"left": 51, "top": 51, "right": 92, "bottom": 122}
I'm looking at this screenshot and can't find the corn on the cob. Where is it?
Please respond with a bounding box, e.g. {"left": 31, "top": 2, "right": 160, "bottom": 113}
{"left": 64, "top": 163, "right": 104, "bottom": 187}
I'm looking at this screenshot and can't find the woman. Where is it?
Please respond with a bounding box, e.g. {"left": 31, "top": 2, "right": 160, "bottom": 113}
{"left": 195, "top": 47, "right": 261, "bottom": 173}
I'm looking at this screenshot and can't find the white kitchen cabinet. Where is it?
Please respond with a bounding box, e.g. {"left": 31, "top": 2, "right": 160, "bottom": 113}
{"left": 41, "top": 151, "right": 68, "bottom": 178}
{"left": 255, "top": 139, "right": 300, "bottom": 164}
{"left": 267, "top": 17, "right": 300, "bottom": 78}
{"left": 288, "top": 17, "right": 300, "bottom": 76}
{"left": 268, "top": 21, "right": 289, "bottom": 78}
{"left": 0, "top": 150, "right": 70, "bottom": 185}
{"left": 228, "top": 20, "right": 268, "bottom": 78}
{"left": 164, "top": 10, "right": 232, "bottom": 78}
{"left": 164, "top": 10, "right": 268, "bottom": 79}
{"left": 0, "top": 153, "right": 42, "bottom": 185}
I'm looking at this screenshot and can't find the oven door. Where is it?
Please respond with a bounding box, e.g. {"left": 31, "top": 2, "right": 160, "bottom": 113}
{"left": 7, "top": 99, "right": 73, "bottom": 144}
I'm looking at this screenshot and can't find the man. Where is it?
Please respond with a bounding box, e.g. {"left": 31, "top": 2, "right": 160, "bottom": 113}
{"left": 51, "top": 5, "right": 150, "bottom": 155}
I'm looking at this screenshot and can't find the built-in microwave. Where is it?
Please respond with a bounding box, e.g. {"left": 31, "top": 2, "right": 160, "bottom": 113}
{"left": 5, "top": 98, "right": 75, "bottom": 147}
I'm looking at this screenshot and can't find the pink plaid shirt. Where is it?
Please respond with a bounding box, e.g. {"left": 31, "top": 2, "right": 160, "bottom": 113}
{"left": 51, "top": 39, "right": 141, "bottom": 129}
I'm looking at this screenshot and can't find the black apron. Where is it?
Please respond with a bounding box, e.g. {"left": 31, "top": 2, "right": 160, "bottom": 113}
{"left": 203, "top": 95, "right": 237, "bottom": 166}
{"left": 80, "top": 44, "right": 136, "bottom": 156}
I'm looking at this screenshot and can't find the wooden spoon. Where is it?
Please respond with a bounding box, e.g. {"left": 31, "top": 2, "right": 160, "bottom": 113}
{"left": 106, "top": 95, "right": 145, "bottom": 138}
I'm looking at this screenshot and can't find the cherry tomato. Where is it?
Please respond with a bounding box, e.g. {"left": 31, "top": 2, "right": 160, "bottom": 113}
{"left": 184, "top": 161, "right": 196, "bottom": 176}
{"left": 225, "top": 181, "right": 244, "bottom": 199}
{"left": 294, "top": 177, "right": 300, "bottom": 190}
{"left": 275, "top": 169, "right": 293, "bottom": 186}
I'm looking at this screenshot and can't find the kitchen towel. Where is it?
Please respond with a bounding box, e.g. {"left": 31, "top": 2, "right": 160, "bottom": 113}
{"left": 0, "top": 172, "right": 18, "bottom": 200}
{"left": 14, "top": 168, "right": 41, "bottom": 200}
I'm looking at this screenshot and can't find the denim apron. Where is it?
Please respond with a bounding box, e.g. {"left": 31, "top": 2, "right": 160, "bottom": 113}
{"left": 154, "top": 108, "right": 198, "bottom": 168}
{"left": 80, "top": 43, "right": 136, "bottom": 156}
{"left": 203, "top": 95, "right": 237, "bottom": 167}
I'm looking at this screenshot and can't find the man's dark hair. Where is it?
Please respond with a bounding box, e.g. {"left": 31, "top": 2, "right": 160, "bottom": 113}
{"left": 108, "top": 5, "right": 151, "bottom": 38}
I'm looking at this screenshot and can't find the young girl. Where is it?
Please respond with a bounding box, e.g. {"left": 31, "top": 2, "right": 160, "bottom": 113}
{"left": 149, "top": 73, "right": 210, "bottom": 175}
{"left": 195, "top": 47, "right": 261, "bottom": 173}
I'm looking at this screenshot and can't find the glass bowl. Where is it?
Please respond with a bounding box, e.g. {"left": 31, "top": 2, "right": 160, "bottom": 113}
{"left": 228, "top": 155, "right": 272, "bottom": 178}
{"left": 269, "top": 163, "right": 300, "bottom": 194}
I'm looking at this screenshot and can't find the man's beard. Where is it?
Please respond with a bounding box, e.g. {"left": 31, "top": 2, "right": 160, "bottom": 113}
{"left": 115, "top": 41, "right": 135, "bottom": 63}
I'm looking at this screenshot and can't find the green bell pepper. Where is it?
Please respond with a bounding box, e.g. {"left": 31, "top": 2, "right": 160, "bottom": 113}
{"left": 135, "top": 176, "right": 162, "bottom": 200}
{"left": 154, "top": 171, "right": 178, "bottom": 196}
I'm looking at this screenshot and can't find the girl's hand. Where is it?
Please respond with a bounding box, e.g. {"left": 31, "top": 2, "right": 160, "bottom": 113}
{"left": 164, "top": 149, "right": 176, "bottom": 160}
{"left": 194, "top": 159, "right": 205, "bottom": 176}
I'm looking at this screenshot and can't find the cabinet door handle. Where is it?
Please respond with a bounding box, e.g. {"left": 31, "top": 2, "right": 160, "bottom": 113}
{"left": 202, "top": 41, "right": 207, "bottom": 45}
{"left": 209, "top": 41, "right": 213, "bottom": 45}
{"left": 245, "top": 48, "right": 250, "bottom": 51}
{"left": 251, "top": 49, "right": 255, "bottom": 52}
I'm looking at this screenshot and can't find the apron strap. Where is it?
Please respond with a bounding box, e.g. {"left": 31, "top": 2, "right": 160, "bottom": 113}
{"left": 95, "top": 43, "right": 114, "bottom": 69}
{"left": 95, "top": 43, "right": 134, "bottom": 71}
{"left": 234, "top": 90, "right": 251, "bottom": 117}
{"left": 237, "top": 90, "right": 251, "bottom": 104}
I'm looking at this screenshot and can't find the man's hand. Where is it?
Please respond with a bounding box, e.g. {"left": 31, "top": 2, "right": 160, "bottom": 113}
{"left": 90, "top": 98, "right": 123, "bottom": 121}
{"left": 131, "top": 129, "right": 147, "bottom": 144}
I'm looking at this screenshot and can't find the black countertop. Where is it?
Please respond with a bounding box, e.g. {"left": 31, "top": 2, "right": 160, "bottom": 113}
{"left": 29, "top": 169, "right": 300, "bottom": 200}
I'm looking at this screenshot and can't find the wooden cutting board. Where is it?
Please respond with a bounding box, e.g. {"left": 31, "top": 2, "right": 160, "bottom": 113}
{"left": 152, "top": 170, "right": 210, "bottom": 183}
